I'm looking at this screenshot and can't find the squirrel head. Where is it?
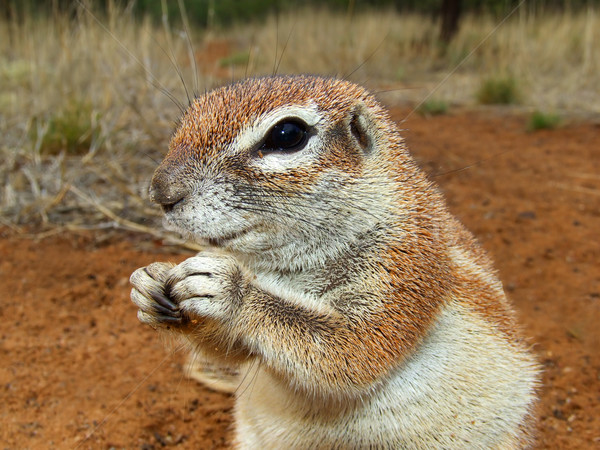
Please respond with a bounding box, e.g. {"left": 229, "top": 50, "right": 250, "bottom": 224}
{"left": 150, "top": 75, "right": 424, "bottom": 270}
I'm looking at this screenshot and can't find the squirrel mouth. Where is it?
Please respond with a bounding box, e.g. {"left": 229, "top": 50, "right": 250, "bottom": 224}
{"left": 207, "top": 226, "right": 253, "bottom": 247}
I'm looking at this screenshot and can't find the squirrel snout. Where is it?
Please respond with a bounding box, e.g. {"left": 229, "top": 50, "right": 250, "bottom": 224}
{"left": 149, "top": 166, "right": 191, "bottom": 210}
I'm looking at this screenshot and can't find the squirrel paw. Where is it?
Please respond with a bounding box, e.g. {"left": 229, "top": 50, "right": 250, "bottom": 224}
{"left": 130, "top": 262, "right": 180, "bottom": 327}
{"left": 165, "top": 254, "right": 245, "bottom": 322}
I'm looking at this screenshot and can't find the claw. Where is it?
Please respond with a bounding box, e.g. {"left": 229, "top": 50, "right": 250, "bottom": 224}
{"left": 156, "top": 314, "right": 183, "bottom": 325}
{"left": 151, "top": 301, "right": 180, "bottom": 317}
{"left": 152, "top": 289, "right": 179, "bottom": 311}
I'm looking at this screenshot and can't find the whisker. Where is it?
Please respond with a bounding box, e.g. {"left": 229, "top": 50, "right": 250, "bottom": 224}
{"left": 177, "top": 0, "right": 200, "bottom": 98}
{"left": 275, "top": 17, "right": 296, "bottom": 75}
{"left": 75, "top": 0, "right": 185, "bottom": 113}
{"left": 159, "top": 0, "right": 191, "bottom": 106}
{"left": 234, "top": 358, "right": 263, "bottom": 400}
{"left": 143, "top": 26, "right": 190, "bottom": 107}
{"left": 401, "top": 0, "right": 527, "bottom": 124}
{"left": 232, "top": 175, "right": 398, "bottom": 223}
{"left": 234, "top": 190, "right": 383, "bottom": 225}
{"left": 244, "top": 34, "right": 256, "bottom": 79}
{"left": 343, "top": 30, "right": 390, "bottom": 81}
{"left": 231, "top": 204, "right": 329, "bottom": 234}
{"left": 431, "top": 148, "right": 516, "bottom": 178}
{"left": 272, "top": 8, "right": 280, "bottom": 76}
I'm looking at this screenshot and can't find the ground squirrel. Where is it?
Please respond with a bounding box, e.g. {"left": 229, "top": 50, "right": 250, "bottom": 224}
{"left": 130, "top": 75, "right": 538, "bottom": 448}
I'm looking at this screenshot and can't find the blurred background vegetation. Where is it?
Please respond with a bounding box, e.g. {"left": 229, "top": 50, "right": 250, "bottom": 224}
{"left": 4, "top": 0, "right": 600, "bottom": 40}
{"left": 1, "top": 0, "right": 599, "bottom": 230}
{"left": 5, "top": 0, "right": 600, "bottom": 22}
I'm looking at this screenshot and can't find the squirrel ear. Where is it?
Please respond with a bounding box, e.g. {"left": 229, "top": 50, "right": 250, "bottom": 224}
{"left": 349, "top": 103, "right": 375, "bottom": 155}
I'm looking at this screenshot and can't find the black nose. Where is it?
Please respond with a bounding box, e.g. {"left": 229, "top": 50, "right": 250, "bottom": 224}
{"left": 149, "top": 164, "right": 191, "bottom": 210}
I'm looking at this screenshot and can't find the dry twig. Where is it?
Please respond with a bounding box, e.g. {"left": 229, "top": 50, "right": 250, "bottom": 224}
{"left": 69, "top": 185, "right": 203, "bottom": 251}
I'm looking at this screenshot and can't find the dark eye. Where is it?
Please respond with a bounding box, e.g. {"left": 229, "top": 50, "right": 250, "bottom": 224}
{"left": 261, "top": 119, "right": 308, "bottom": 153}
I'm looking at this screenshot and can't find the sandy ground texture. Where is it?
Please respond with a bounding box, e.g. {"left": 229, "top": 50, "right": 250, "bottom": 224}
{"left": 1, "top": 109, "right": 599, "bottom": 449}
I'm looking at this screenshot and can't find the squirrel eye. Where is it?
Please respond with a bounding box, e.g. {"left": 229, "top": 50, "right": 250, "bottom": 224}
{"left": 261, "top": 119, "right": 308, "bottom": 153}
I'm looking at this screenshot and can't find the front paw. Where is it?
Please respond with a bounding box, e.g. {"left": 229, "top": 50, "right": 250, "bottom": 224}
{"left": 166, "top": 254, "right": 246, "bottom": 322}
{"left": 130, "top": 262, "right": 180, "bottom": 327}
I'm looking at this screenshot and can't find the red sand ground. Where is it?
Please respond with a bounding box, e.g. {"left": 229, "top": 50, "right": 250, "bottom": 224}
{"left": 1, "top": 109, "right": 599, "bottom": 448}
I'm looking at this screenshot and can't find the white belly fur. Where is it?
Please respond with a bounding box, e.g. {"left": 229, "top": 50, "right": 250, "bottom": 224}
{"left": 233, "top": 303, "right": 537, "bottom": 449}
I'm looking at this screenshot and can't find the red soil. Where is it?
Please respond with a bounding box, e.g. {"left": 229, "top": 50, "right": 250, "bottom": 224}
{"left": 1, "top": 109, "right": 599, "bottom": 448}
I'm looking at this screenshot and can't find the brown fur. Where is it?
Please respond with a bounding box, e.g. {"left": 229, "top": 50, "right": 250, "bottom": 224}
{"left": 131, "top": 75, "right": 539, "bottom": 448}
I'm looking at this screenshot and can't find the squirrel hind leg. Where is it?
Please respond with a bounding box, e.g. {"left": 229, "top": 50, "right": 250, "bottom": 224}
{"left": 184, "top": 349, "right": 242, "bottom": 394}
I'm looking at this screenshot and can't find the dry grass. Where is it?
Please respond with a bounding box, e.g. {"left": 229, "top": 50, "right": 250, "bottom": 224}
{"left": 0, "top": 7, "right": 198, "bottom": 232}
{"left": 225, "top": 7, "right": 600, "bottom": 111}
{"left": 1, "top": 5, "right": 599, "bottom": 231}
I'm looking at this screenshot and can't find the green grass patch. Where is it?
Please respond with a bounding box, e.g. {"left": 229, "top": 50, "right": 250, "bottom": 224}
{"left": 32, "top": 100, "right": 102, "bottom": 155}
{"left": 219, "top": 51, "right": 251, "bottom": 67}
{"left": 417, "top": 99, "right": 449, "bottom": 116}
{"left": 476, "top": 77, "right": 521, "bottom": 105}
{"left": 528, "top": 110, "right": 561, "bottom": 131}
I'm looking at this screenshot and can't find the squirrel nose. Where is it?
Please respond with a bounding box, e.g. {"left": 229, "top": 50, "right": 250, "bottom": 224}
{"left": 149, "top": 163, "right": 191, "bottom": 209}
